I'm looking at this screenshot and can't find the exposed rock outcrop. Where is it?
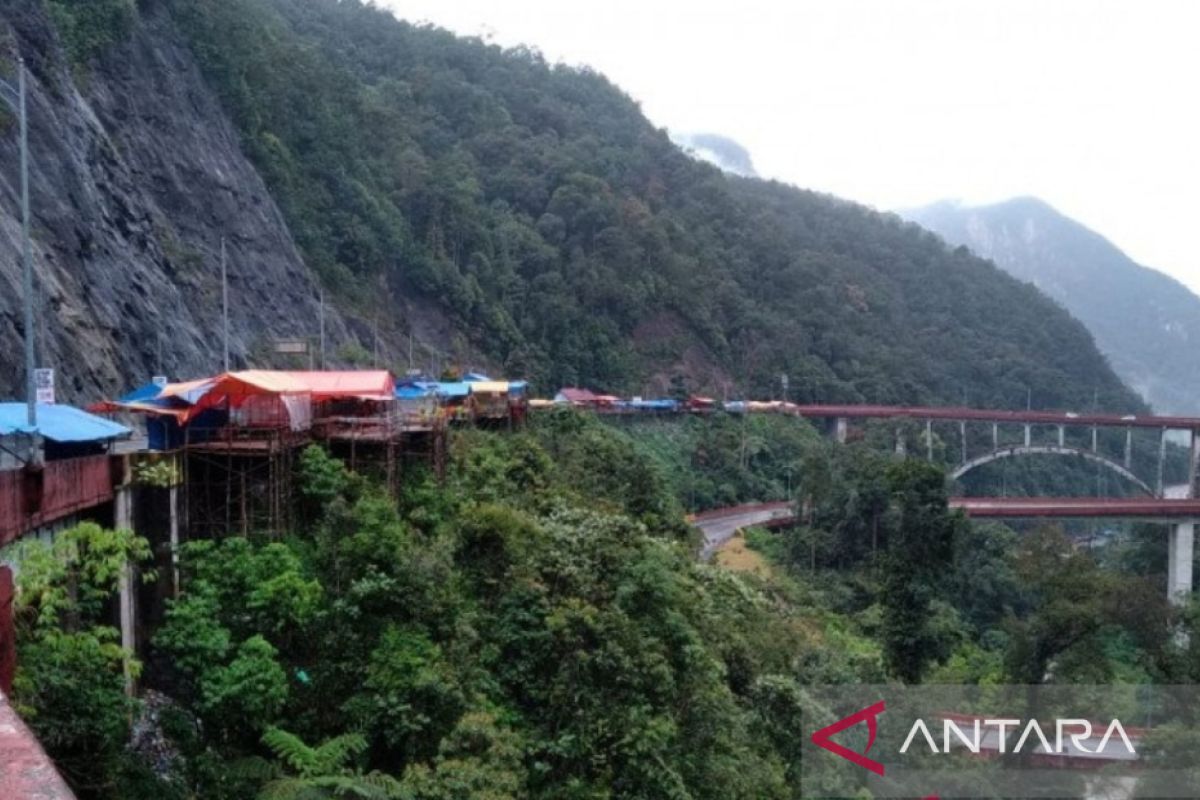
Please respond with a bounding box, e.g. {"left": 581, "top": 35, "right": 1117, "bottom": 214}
{"left": 0, "top": 2, "right": 353, "bottom": 403}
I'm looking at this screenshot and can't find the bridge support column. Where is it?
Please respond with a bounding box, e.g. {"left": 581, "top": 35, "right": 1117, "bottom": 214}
{"left": 895, "top": 428, "right": 906, "bottom": 457}
{"left": 835, "top": 417, "right": 848, "bottom": 444}
{"left": 1024, "top": 424, "right": 1031, "bottom": 447}
{"left": 1057, "top": 425, "right": 1065, "bottom": 447}
{"left": 926, "top": 420, "right": 933, "bottom": 461}
{"left": 1169, "top": 522, "right": 1195, "bottom": 605}
{"left": 1092, "top": 426, "right": 1098, "bottom": 453}
{"left": 1158, "top": 427, "right": 1168, "bottom": 497}
{"left": 992, "top": 422, "right": 998, "bottom": 450}
{"left": 959, "top": 421, "right": 967, "bottom": 464}
{"left": 1190, "top": 429, "right": 1200, "bottom": 500}
{"left": 1125, "top": 428, "right": 1132, "bottom": 469}
{"left": 169, "top": 484, "right": 181, "bottom": 597}
{"left": 115, "top": 484, "right": 137, "bottom": 696}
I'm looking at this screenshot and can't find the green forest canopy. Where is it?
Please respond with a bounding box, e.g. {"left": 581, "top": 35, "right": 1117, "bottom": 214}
{"left": 150, "top": 0, "right": 1143, "bottom": 410}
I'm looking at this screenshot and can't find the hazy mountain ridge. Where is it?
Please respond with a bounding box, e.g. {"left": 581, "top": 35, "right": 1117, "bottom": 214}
{"left": 671, "top": 132, "right": 759, "bottom": 177}
{"left": 904, "top": 197, "right": 1200, "bottom": 414}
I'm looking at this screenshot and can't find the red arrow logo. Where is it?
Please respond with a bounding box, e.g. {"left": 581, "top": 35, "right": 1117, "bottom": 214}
{"left": 810, "top": 700, "right": 887, "bottom": 775}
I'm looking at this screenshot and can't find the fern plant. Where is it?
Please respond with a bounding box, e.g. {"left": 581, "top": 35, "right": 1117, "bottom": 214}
{"left": 235, "top": 727, "right": 407, "bottom": 800}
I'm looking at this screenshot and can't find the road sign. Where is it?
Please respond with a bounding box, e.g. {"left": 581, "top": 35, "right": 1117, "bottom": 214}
{"left": 273, "top": 339, "right": 309, "bottom": 355}
{"left": 34, "top": 368, "right": 54, "bottom": 404}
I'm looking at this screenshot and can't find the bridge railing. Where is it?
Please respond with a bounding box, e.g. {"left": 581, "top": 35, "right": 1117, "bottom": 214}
{"left": 0, "top": 455, "right": 114, "bottom": 547}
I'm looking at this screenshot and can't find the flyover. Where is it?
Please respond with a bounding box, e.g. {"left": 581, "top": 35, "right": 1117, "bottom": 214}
{"left": 788, "top": 403, "right": 1200, "bottom": 497}
{"left": 950, "top": 496, "right": 1200, "bottom": 604}
{"left": 789, "top": 403, "right": 1200, "bottom": 430}
{"left": 695, "top": 496, "right": 1200, "bottom": 604}
{"left": 689, "top": 502, "right": 794, "bottom": 559}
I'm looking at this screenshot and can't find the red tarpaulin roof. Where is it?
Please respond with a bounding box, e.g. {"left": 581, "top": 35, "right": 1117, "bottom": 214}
{"left": 96, "top": 370, "right": 396, "bottom": 423}
{"left": 285, "top": 370, "right": 394, "bottom": 399}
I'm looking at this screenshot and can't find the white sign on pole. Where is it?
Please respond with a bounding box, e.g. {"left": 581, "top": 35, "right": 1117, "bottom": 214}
{"left": 273, "top": 339, "right": 309, "bottom": 355}
{"left": 34, "top": 367, "right": 54, "bottom": 404}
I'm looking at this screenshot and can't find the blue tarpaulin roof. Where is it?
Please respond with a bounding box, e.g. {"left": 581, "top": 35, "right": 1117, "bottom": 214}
{"left": 119, "top": 382, "right": 166, "bottom": 404}
{"left": 0, "top": 403, "right": 131, "bottom": 443}
{"left": 396, "top": 383, "right": 439, "bottom": 399}
{"left": 631, "top": 398, "right": 677, "bottom": 410}
{"left": 436, "top": 382, "right": 471, "bottom": 398}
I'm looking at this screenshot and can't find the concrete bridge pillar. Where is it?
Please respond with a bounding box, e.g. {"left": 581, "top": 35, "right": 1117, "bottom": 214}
{"left": 1189, "top": 429, "right": 1200, "bottom": 500}
{"left": 114, "top": 484, "right": 136, "bottom": 696}
{"left": 1024, "top": 424, "right": 1031, "bottom": 448}
{"left": 1124, "top": 428, "right": 1132, "bottom": 469}
{"left": 894, "top": 428, "right": 906, "bottom": 457}
{"left": 992, "top": 422, "right": 999, "bottom": 450}
{"left": 169, "top": 485, "right": 181, "bottom": 597}
{"left": 1091, "top": 426, "right": 1098, "bottom": 453}
{"left": 835, "top": 417, "right": 848, "bottom": 444}
{"left": 1169, "top": 522, "right": 1195, "bottom": 605}
{"left": 926, "top": 420, "right": 933, "bottom": 461}
{"left": 1057, "top": 424, "right": 1065, "bottom": 447}
{"left": 959, "top": 421, "right": 967, "bottom": 464}
{"left": 1158, "top": 427, "right": 1168, "bottom": 497}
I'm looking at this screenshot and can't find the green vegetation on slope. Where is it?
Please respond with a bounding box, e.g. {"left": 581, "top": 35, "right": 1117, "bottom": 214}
{"left": 906, "top": 197, "right": 1200, "bottom": 414}
{"left": 45, "top": 0, "right": 136, "bottom": 65}
{"left": 12, "top": 417, "right": 883, "bottom": 799}
{"left": 13, "top": 411, "right": 1200, "bottom": 798}
{"left": 597, "top": 412, "right": 824, "bottom": 511}
{"left": 155, "top": 0, "right": 1142, "bottom": 410}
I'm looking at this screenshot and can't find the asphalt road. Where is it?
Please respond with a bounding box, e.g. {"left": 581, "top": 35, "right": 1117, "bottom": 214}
{"left": 692, "top": 502, "right": 795, "bottom": 560}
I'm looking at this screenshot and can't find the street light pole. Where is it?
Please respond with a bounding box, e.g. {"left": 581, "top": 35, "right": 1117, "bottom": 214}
{"left": 221, "top": 236, "right": 229, "bottom": 372}
{"left": 1, "top": 57, "right": 36, "bottom": 429}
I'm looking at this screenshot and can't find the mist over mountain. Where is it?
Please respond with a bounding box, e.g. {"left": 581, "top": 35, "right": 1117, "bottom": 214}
{"left": 904, "top": 197, "right": 1200, "bottom": 414}
{"left": 671, "top": 132, "right": 759, "bottom": 177}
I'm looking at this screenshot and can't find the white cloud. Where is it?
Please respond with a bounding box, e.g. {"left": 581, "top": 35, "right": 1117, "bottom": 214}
{"left": 381, "top": 0, "right": 1200, "bottom": 290}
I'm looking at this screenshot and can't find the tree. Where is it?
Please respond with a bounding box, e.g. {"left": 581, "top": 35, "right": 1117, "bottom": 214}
{"left": 242, "top": 727, "right": 404, "bottom": 800}
{"left": 878, "top": 460, "right": 962, "bottom": 683}
{"left": 1002, "top": 527, "right": 1132, "bottom": 684}
{"left": 10, "top": 523, "right": 152, "bottom": 793}
{"left": 200, "top": 636, "right": 289, "bottom": 741}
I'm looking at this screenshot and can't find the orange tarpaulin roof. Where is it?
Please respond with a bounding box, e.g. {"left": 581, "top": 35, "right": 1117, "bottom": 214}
{"left": 285, "top": 371, "right": 394, "bottom": 399}
{"left": 100, "top": 370, "right": 396, "bottom": 423}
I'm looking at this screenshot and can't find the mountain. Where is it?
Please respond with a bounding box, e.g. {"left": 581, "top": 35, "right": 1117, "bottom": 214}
{"left": 671, "top": 132, "right": 759, "bottom": 177}
{"left": 0, "top": 0, "right": 355, "bottom": 401}
{"left": 0, "top": 0, "right": 1142, "bottom": 414}
{"left": 904, "top": 197, "right": 1200, "bottom": 414}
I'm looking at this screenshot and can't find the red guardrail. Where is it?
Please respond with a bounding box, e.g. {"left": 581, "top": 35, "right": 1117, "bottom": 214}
{"left": 687, "top": 501, "right": 794, "bottom": 523}
{"left": 0, "top": 455, "right": 115, "bottom": 547}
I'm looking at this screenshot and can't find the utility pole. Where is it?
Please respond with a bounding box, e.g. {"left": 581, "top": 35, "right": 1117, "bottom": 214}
{"left": 221, "top": 237, "right": 229, "bottom": 371}
{"left": 373, "top": 315, "right": 380, "bottom": 368}
{"left": 1, "top": 58, "right": 35, "bottom": 430}
{"left": 318, "top": 288, "right": 326, "bottom": 369}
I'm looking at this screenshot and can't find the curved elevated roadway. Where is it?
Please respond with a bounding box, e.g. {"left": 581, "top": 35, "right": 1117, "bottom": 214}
{"left": 690, "top": 502, "right": 795, "bottom": 559}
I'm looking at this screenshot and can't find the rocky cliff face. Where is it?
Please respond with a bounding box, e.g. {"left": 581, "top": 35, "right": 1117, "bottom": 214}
{"left": 0, "top": 2, "right": 353, "bottom": 403}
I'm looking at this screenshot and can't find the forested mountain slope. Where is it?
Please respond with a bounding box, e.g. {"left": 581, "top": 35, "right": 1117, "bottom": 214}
{"left": 1, "top": 0, "right": 1143, "bottom": 412}
{"left": 905, "top": 197, "right": 1200, "bottom": 414}
{"left": 161, "top": 0, "right": 1144, "bottom": 410}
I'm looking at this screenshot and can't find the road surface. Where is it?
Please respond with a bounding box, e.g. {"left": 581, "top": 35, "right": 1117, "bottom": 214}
{"left": 691, "top": 502, "right": 795, "bottom": 559}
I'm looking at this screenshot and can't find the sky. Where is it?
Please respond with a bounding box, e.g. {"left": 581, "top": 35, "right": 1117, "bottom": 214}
{"left": 379, "top": 0, "right": 1200, "bottom": 291}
